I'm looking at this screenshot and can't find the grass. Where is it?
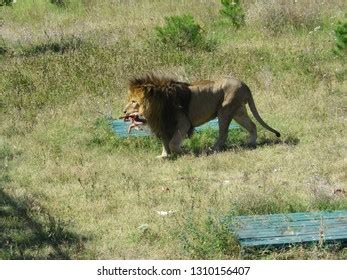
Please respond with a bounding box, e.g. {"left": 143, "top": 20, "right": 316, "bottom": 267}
{"left": 0, "top": 0, "right": 346, "bottom": 259}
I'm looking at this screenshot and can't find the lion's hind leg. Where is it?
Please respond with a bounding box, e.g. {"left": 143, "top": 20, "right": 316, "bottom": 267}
{"left": 212, "top": 105, "right": 236, "bottom": 152}
{"left": 233, "top": 105, "right": 257, "bottom": 147}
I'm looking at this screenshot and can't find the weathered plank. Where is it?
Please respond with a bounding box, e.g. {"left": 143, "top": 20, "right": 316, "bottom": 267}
{"left": 227, "top": 211, "right": 347, "bottom": 248}
{"left": 111, "top": 118, "right": 238, "bottom": 137}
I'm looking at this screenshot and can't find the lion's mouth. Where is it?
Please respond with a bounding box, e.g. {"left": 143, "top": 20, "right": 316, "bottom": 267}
{"left": 120, "top": 113, "right": 147, "bottom": 125}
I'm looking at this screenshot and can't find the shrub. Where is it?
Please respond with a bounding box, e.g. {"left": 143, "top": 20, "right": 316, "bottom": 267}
{"left": 50, "top": 0, "right": 68, "bottom": 7}
{"left": 334, "top": 15, "right": 347, "bottom": 56}
{"left": 0, "top": 0, "right": 14, "bottom": 6}
{"left": 0, "top": 46, "right": 6, "bottom": 55}
{"left": 154, "top": 14, "right": 216, "bottom": 51}
{"left": 220, "top": 0, "right": 245, "bottom": 28}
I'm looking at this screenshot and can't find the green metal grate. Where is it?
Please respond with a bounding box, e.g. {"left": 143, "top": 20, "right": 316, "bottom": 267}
{"left": 227, "top": 210, "right": 347, "bottom": 248}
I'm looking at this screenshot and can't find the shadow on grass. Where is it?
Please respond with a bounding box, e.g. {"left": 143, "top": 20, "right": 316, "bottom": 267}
{"left": 0, "top": 189, "right": 86, "bottom": 259}
{"left": 256, "top": 134, "right": 300, "bottom": 147}
{"left": 187, "top": 134, "right": 300, "bottom": 157}
{"left": 20, "top": 36, "right": 84, "bottom": 57}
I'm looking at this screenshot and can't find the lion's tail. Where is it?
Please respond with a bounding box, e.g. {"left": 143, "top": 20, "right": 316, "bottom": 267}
{"left": 244, "top": 83, "right": 281, "bottom": 138}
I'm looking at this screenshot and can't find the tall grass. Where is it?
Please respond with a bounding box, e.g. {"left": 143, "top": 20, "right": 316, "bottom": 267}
{"left": 246, "top": 0, "right": 345, "bottom": 33}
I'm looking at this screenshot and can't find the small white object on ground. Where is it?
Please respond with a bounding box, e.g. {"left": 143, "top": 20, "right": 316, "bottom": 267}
{"left": 156, "top": 210, "right": 176, "bottom": 217}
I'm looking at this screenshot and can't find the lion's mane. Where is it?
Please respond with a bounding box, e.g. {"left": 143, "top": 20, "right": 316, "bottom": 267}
{"left": 129, "top": 73, "right": 192, "bottom": 141}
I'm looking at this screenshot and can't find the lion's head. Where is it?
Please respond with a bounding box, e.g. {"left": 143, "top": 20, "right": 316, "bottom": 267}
{"left": 123, "top": 73, "right": 191, "bottom": 140}
{"left": 123, "top": 87, "right": 146, "bottom": 116}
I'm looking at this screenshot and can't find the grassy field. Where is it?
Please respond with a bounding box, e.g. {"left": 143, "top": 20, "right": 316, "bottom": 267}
{"left": 0, "top": 0, "right": 346, "bottom": 259}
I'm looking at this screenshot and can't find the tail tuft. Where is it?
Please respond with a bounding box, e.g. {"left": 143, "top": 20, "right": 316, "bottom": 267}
{"left": 275, "top": 132, "right": 281, "bottom": 138}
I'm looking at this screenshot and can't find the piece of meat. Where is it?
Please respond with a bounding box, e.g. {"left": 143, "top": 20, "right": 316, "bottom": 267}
{"left": 119, "top": 113, "right": 147, "bottom": 134}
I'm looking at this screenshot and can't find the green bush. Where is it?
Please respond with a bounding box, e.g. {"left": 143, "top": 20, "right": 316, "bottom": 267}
{"left": 50, "top": 0, "right": 68, "bottom": 7}
{"left": 0, "top": 0, "right": 14, "bottom": 6}
{"left": 220, "top": 0, "right": 245, "bottom": 28}
{"left": 0, "top": 36, "right": 7, "bottom": 56}
{"left": 334, "top": 15, "right": 347, "bottom": 56}
{"left": 154, "top": 14, "right": 215, "bottom": 51}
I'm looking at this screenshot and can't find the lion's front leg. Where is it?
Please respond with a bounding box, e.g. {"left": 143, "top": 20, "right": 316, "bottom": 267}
{"left": 169, "top": 131, "right": 184, "bottom": 154}
{"left": 157, "top": 140, "right": 171, "bottom": 159}
{"left": 168, "top": 112, "right": 192, "bottom": 155}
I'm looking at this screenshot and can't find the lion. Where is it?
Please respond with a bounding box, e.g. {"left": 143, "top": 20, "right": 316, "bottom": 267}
{"left": 123, "top": 73, "right": 281, "bottom": 158}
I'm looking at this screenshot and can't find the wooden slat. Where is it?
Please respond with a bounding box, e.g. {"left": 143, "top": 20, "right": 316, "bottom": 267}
{"left": 241, "top": 234, "right": 347, "bottom": 247}
{"left": 227, "top": 211, "right": 347, "bottom": 248}
{"left": 234, "top": 211, "right": 347, "bottom": 222}
{"left": 238, "top": 227, "right": 346, "bottom": 239}
{"left": 233, "top": 219, "right": 347, "bottom": 231}
{"left": 111, "top": 119, "right": 238, "bottom": 137}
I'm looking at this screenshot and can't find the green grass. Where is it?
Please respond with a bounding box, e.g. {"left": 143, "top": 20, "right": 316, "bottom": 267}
{"left": 0, "top": 0, "right": 346, "bottom": 259}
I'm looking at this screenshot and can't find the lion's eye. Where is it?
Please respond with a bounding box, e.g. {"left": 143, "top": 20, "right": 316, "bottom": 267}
{"left": 131, "top": 100, "right": 136, "bottom": 103}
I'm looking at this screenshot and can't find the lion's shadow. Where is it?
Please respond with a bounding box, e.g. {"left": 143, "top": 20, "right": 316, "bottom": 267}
{"left": 183, "top": 135, "right": 300, "bottom": 157}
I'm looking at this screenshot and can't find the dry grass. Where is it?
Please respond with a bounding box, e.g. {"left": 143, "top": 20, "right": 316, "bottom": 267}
{"left": 0, "top": 0, "right": 346, "bottom": 259}
{"left": 246, "top": 0, "right": 346, "bottom": 33}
